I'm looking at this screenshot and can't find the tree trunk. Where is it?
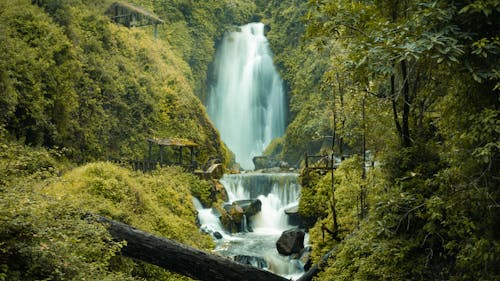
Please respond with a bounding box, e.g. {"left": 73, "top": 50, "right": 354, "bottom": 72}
{"left": 95, "top": 216, "right": 288, "bottom": 281}
{"left": 391, "top": 74, "right": 403, "bottom": 142}
{"left": 401, "top": 59, "right": 411, "bottom": 147}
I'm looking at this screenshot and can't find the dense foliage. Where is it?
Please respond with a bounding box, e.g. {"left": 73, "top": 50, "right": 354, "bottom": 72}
{"left": 0, "top": 0, "right": 241, "bottom": 165}
{"left": 1, "top": 0, "right": 498, "bottom": 280}
{"left": 265, "top": 0, "right": 499, "bottom": 280}
{"left": 0, "top": 131, "right": 214, "bottom": 280}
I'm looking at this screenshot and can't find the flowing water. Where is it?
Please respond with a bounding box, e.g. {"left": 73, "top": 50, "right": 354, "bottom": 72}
{"left": 200, "top": 22, "right": 300, "bottom": 279}
{"left": 207, "top": 22, "right": 286, "bottom": 170}
{"left": 194, "top": 173, "right": 306, "bottom": 279}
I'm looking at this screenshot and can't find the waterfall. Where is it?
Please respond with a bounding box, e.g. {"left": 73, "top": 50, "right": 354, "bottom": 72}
{"left": 192, "top": 197, "right": 227, "bottom": 238}
{"left": 193, "top": 173, "right": 305, "bottom": 280}
{"left": 207, "top": 22, "right": 286, "bottom": 170}
{"left": 222, "top": 173, "right": 301, "bottom": 234}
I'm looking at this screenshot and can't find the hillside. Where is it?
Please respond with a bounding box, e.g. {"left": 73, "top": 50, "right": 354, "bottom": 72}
{"left": 1, "top": 0, "right": 256, "bottom": 164}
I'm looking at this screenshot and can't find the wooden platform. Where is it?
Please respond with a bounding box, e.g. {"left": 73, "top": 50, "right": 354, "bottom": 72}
{"left": 106, "top": 2, "right": 164, "bottom": 27}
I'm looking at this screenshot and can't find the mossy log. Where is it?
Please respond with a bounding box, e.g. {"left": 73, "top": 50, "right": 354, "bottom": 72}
{"left": 96, "top": 216, "right": 288, "bottom": 281}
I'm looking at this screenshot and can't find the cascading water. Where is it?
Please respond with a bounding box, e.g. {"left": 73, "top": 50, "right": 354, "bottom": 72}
{"left": 207, "top": 22, "right": 286, "bottom": 170}
{"left": 198, "top": 21, "right": 302, "bottom": 279}
{"left": 193, "top": 173, "right": 306, "bottom": 280}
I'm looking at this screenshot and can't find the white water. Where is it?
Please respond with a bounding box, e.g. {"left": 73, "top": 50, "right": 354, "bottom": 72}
{"left": 207, "top": 23, "right": 286, "bottom": 170}
{"left": 194, "top": 173, "right": 306, "bottom": 279}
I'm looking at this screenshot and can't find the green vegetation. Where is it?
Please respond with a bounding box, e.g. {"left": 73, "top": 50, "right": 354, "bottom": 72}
{"left": 0, "top": 133, "right": 213, "bottom": 280}
{"left": 261, "top": 0, "right": 499, "bottom": 280}
{"left": 0, "top": 1, "right": 261, "bottom": 279}
{"left": 1, "top": 0, "right": 498, "bottom": 280}
{"left": 0, "top": 0, "right": 241, "bottom": 164}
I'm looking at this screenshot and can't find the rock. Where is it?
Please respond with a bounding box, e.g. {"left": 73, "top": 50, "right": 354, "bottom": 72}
{"left": 213, "top": 231, "right": 223, "bottom": 239}
{"left": 228, "top": 204, "right": 244, "bottom": 222}
{"left": 212, "top": 180, "right": 228, "bottom": 202}
{"left": 230, "top": 163, "right": 241, "bottom": 174}
{"left": 221, "top": 203, "right": 245, "bottom": 233}
{"left": 233, "top": 255, "right": 268, "bottom": 269}
{"left": 276, "top": 229, "right": 305, "bottom": 256}
{"left": 279, "top": 161, "right": 290, "bottom": 169}
{"left": 232, "top": 199, "right": 262, "bottom": 217}
{"left": 284, "top": 205, "right": 309, "bottom": 228}
{"left": 221, "top": 200, "right": 261, "bottom": 233}
{"left": 253, "top": 156, "right": 280, "bottom": 170}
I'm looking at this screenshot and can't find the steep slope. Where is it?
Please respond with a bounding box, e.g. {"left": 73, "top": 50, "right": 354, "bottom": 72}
{"left": 0, "top": 0, "right": 247, "bottom": 165}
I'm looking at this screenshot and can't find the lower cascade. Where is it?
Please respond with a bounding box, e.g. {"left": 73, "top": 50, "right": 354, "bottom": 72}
{"left": 193, "top": 173, "right": 306, "bottom": 279}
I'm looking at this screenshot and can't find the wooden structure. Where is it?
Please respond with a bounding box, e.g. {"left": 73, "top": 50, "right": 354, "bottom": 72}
{"left": 304, "top": 154, "right": 337, "bottom": 171}
{"left": 106, "top": 2, "right": 164, "bottom": 37}
{"left": 147, "top": 138, "right": 198, "bottom": 171}
{"left": 109, "top": 138, "right": 201, "bottom": 173}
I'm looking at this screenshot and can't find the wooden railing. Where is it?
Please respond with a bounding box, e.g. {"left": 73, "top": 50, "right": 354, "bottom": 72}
{"left": 304, "top": 154, "right": 337, "bottom": 171}
{"left": 109, "top": 158, "right": 197, "bottom": 173}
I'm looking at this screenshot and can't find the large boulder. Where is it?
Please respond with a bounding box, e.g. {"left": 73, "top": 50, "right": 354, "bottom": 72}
{"left": 276, "top": 229, "right": 305, "bottom": 256}
{"left": 232, "top": 199, "right": 262, "bottom": 217}
{"left": 253, "top": 156, "right": 280, "bottom": 170}
{"left": 228, "top": 204, "right": 244, "bottom": 222}
{"left": 221, "top": 199, "right": 261, "bottom": 233}
{"left": 220, "top": 203, "right": 245, "bottom": 233}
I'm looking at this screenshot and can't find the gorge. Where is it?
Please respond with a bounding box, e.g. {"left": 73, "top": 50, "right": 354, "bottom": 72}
{"left": 2, "top": 1, "right": 497, "bottom": 280}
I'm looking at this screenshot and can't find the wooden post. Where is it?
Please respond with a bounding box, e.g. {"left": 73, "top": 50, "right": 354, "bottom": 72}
{"left": 148, "top": 141, "right": 153, "bottom": 163}
{"left": 331, "top": 169, "right": 338, "bottom": 234}
{"left": 190, "top": 147, "right": 194, "bottom": 169}
{"left": 178, "top": 147, "right": 183, "bottom": 166}
{"left": 160, "top": 145, "right": 164, "bottom": 167}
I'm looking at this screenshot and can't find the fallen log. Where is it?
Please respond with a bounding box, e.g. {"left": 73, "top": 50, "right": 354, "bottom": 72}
{"left": 95, "top": 216, "right": 288, "bottom": 281}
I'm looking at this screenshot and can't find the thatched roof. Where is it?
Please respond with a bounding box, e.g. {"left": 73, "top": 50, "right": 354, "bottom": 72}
{"left": 147, "top": 138, "right": 198, "bottom": 147}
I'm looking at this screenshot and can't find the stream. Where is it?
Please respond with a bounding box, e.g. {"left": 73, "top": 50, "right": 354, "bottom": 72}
{"left": 193, "top": 173, "right": 306, "bottom": 279}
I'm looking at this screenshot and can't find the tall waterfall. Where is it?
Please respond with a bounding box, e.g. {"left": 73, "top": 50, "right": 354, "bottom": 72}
{"left": 207, "top": 23, "right": 286, "bottom": 169}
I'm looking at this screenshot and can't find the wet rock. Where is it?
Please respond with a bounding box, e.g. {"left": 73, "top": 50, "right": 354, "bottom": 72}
{"left": 232, "top": 199, "right": 262, "bottom": 217}
{"left": 284, "top": 205, "right": 309, "bottom": 229}
{"left": 212, "top": 180, "right": 228, "bottom": 202}
{"left": 221, "top": 199, "right": 261, "bottom": 232}
{"left": 276, "top": 229, "right": 305, "bottom": 256}
{"left": 253, "top": 156, "right": 280, "bottom": 170}
{"left": 221, "top": 203, "right": 245, "bottom": 233}
{"left": 228, "top": 204, "right": 244, "bottom": 222}
{"left": 233, "top": 255, "right": 268, "bottom": 269}
{"left": 213, "top": 231, "right": 223, "bottom": 239}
